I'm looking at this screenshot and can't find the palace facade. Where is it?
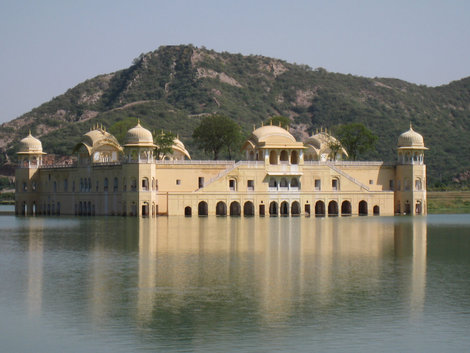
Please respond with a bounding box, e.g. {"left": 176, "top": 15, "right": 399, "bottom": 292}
{"left": 15, "top": 121, "right": 427, "bottom": 217}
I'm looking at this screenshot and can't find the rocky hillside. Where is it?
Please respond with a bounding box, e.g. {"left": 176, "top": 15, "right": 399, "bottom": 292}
{"left": 1, "top": 44, "right": 470, "bottom": 186}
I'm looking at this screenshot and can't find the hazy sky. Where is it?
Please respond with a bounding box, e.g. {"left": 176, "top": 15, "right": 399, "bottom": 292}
{"left": 1, "top": 0, "right": 469, "bottom": 123}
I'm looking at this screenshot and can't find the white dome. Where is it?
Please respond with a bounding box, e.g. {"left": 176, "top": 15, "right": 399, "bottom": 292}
{"left": 251, "top": 125, "right": 296, "bottom": 144}
{"left": 398, "top": 125, "right": 426, "bottom": 149}
{"left": 17, "top": 132, "right": 45, "bottom": 154}
{"left": 124, "top": 121, "right": 155, "bottom": 147}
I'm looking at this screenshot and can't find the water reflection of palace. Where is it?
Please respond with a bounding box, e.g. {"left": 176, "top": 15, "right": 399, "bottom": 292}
{"left": 133, "top": 217, "right": 428, "bottom": 326}
{"left": 24, "top": 217, "right": 427, "bottom": 328}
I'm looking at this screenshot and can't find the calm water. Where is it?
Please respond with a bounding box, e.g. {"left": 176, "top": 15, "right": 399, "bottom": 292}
{"left": 1, "top": 208, "right": 469, "bottom": 352}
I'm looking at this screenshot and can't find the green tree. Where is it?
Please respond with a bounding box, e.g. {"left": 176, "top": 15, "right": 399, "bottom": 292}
{"left": 333, "top": 123, "right": 377, "bottom": 160}
{"left": 192, "top": 114, "right": 242, "bottom": 160}
{"left": 109, "top": 117, "right": 138, "bottom": 144}
{"left": 327, "top": 138, "right": 343, "bottom": 160}
{"left": 154, "top": 130, "right": 175, "bottom": 160}
{"left": 265, "top": 116, "right": 291, "bottom": 129}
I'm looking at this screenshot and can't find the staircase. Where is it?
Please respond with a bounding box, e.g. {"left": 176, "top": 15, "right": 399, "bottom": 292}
{"left": 196, "top": 161, "right": 239, "bottom": 191}
{"left": 195, "top": 161, "right": 263, "bottom": 191}
{"left": 326, "top": 162, "right": 370, "bottom": 191}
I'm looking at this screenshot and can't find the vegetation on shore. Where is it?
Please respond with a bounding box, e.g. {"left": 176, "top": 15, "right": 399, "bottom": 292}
{"left": 0, "top": 192, "right": 14, "bottom": 204}
{"left": 427, "top": 191, "right": 470, "bottom": 213}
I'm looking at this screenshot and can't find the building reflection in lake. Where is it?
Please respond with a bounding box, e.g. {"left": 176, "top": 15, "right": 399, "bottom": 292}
{"left": 133, "top": 216, "right": 427, "bottom": 328}
{"left": 27, "top": 219, "right": 44, "bottom": 317}
{"left": 24, "top": 216, "right": 427, "bottom": 331}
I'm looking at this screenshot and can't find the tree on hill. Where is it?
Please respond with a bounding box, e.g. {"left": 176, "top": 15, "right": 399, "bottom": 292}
{"left": 192, "top": 114, "right": 242, "bottom": 160}
{"left": 154, "top": 130, "right": 175, "bottom": 160}
{"left": 333, "top": 123, "right": 378, "bottom": 160}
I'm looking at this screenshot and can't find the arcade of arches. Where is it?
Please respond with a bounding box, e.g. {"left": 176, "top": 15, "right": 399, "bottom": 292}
{"left": 185, "top": 199, "right": 380, "bottom": 217}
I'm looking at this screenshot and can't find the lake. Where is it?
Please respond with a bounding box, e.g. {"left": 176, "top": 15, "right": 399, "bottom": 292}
{"left": 1, "top": 208, "right": 469, "bottom": 352}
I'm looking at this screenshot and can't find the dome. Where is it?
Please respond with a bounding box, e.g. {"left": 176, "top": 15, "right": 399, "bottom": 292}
{"left": 82, "top": 129, "right": 120, "bottom": 148}
{"left": 304, "top": 130, "right": 348, "bottom": 161}
{"left": 17, "top": 132, "right": 45, "bottom": 154}
{"left": 250, "top": 125, "right": 296, "bottom": 144}
{"left": 304, "top": 131, "right": 339, "bottom": 149}
{"left": 172, "top": 137, "right": 191, "bottom": 160}
{"left": 124, "top": 121, "right": 155, "bottom": 147}
{"left": 398, "top": 125, "right": 426, "bottom": 149}
{"left": 73, "top": 126, "right": 122, "bottom": 155}
{"left": 173, "top": 137, "right": 185, "bottom": 151}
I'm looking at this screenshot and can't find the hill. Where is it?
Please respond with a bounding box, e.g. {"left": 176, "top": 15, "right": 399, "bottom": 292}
{"left": 1, "top": 44, "right": 470, "bottom": 186}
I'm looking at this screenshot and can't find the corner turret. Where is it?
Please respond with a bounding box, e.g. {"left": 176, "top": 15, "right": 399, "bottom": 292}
{"left": 395, "top": 124, "right": 427, "bottom": 215}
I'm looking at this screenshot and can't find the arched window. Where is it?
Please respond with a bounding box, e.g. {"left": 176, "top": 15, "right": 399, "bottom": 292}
{"left": 280, "top": 201, "right": 289, "bottom": 216}
{"left": 230, "top": 201, "right": 241, "bottom": 216}
{"left": 269, "top": 178, "right": 277, "bottom": 189}
{"left": 280, "top": 150, "right": 289, "bottom": 163}
{"left": 185, "top": 206, "right": 192, "bottom": 216}
{"left": 229, "top": 179, "right": 237, "bottom": 191}
{"left": 291, "top": 150, "right": 299, "bottom": 164}
{"left": 341, "top": 201, "right": 352, "bottom": 216}
{"left": 280, "top": 178, "right": 288, "bottom": 188}
{"left": 104, "top": 177, "right": 109, "bottom": 192}
{"left": 142, "top": 202, "right": 149, "bottom": 216}
{"left": 291, "top": 201, "right": 301, "bottom": 216}
{"left": 415, "top": 201, "right": 422, "bottom": 215}
{"left": 113, "top": 177, "right": 118, "bottom": 192}
{"left": 198, "top": 202, "right": 208, "bottom": 216}
{"left": 244, "top": 201, "right": 255, "bottom": 216}
{"left": 332, "top": 178, "right": 339, "bottom": 191}
{"left": 216, "top": 201, "right": 227, "bottom": 216}
{"left": 142, "top": 177, "right": 149, "bottom": 191}
{"left": 315, "top": 201, "right": 325, "bottom": 216}
{"left": 415, "top": 178, "right": 422, "bottom": 191}
{"left": 328, "top": 201, "right": 338, "bottom": 216}
{"left": 359, "top": 200, "right": 368, "bottom": 216}
{"left": 269, "top": 151, "right": 278, "bottom": 165}
{"left": 269, "top": 201, "right": 278, "bottom": 216}
{"left": 373, "top": 205, "right": 380, "bottom": 215}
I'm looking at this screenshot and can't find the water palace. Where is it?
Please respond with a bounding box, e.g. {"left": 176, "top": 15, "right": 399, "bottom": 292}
{"left": 15, "top": 121, "right": 427, "bottom": 217}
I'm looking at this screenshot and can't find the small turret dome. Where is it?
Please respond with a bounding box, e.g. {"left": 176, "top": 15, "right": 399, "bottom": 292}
{"left": 17, "top": 132, "right": 45, "bottom": 155}
{"left": 124, "top": 121, "right": 155, "bottom": 147}
{"left": 398, "top": 125, "right": 426, "bottom": 149}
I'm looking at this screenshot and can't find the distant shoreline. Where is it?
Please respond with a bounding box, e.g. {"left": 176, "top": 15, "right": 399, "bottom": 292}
{"left": 428, "top": 191, "right": 470, "bottom": 214}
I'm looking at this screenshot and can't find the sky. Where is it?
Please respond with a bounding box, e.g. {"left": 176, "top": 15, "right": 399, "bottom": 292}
{"left": 0, "top": 0, "right": 469, "bottom": 123}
